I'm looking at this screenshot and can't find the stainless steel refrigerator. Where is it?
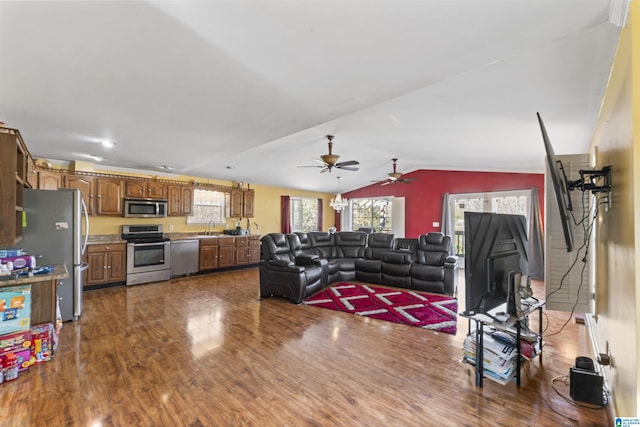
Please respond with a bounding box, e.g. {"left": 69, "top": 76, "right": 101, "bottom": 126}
{"left": 11, "top": 188, "right": 89, "bottom": 321}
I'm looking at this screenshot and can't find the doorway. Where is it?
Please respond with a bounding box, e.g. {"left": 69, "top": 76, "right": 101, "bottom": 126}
{"left": 449, "top": 190, "right": 531, "bottom": 256}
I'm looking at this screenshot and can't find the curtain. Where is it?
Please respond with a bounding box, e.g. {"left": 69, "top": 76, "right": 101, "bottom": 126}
{"left": 527, "top": 187, "right": 544, "bottom": 280}
{"left": 280, "top": 195, "right": 291, "bottom": 234}
{"left": 317, "top": 198, "right": 323, "bottom": 231}
{"left": 441, "top": 193, "right": 454, "bottom": 254}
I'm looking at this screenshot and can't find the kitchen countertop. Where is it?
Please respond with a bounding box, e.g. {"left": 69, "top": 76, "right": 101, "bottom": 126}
{"left": 0, "top": 264, "right": 69, "bottom": 288}
{"left": 86, "top": 235, "right": 126, "bottom": 244}
{"left": 85, "top": 233, "right": 261, "bottom": 245}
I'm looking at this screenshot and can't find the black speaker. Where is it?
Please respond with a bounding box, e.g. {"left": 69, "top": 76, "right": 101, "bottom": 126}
{"left": 570, "top": 357, "right": 603, "bottom": 406}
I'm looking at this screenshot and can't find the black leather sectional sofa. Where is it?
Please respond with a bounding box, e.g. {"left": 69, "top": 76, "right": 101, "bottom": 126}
{"left": 259, "top": 231, "right": 459, "bottom": 304}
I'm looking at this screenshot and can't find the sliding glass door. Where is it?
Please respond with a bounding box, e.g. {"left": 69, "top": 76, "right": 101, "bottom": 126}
{"left": 449, "top": 190, "right": 531, "bottom": 256}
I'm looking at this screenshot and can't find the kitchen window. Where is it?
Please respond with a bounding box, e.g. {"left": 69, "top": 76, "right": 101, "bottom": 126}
{"left": 187, "top": 189, "right": 228, "bottom": 225}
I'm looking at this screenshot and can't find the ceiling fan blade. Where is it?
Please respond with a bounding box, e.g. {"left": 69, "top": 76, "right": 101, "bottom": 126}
{"left": 320, "top": 167, "right": 330, "bottom": 173}
{"left": 298, "top": 165, "right": 325, "bottom": 168}
{"left": 335, "top": 160, "right": 359, "bottom": 167}
{"left": 312, "top": 158, "right": 326, "bottom": 165}
{"left": 336, "top": 165, "right": 358, "bottom": 171}
{"left": 398, "top": 177, "right": 417, "bottom": 184}
{"left": 380, "top": 180, "right": 394, "bottom": 186}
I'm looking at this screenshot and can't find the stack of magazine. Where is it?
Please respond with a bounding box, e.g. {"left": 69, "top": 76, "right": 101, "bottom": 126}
{"left": 463, "top": 329, "right": 519, "bottom": 385}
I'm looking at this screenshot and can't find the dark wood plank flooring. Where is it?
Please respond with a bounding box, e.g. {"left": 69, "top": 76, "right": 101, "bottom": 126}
{"left": 0, "top": 268, "right": 611, "bottom": 426}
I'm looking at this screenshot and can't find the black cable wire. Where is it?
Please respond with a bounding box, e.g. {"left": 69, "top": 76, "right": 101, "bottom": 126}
{"left": 522, "top": 366, "right": 578, "bottom": 423}
{"left": 551, "top": 375, "right": 608, "bottom": 409}
{"left": 545, "top": 195, "right": 602, "bottom": 337}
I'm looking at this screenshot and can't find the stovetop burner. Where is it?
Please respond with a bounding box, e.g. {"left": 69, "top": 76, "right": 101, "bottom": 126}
{"left": 121, "top": 224, "right": 168, "bottom": 244}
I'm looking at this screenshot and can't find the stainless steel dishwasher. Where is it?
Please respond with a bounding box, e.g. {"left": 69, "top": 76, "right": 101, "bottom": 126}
{"left": 170, "top": 239, "right": 199, "bottom": 277}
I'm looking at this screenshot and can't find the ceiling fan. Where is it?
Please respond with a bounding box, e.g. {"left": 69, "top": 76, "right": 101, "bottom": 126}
{"left": 298, "top": 135, "right": 360, "bottom": 173}
{"left": 374, "top": 158, "right": 417, "bottom": 186}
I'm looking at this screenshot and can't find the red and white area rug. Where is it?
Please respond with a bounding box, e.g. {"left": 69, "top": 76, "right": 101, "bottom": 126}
{"left": 303, "top": 283, "right": 458, "bottom": 335}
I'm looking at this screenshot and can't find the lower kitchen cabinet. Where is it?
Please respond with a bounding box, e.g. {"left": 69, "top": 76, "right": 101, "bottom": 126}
{"left": 235, "top": 236, "right": 260, "bottom": 265}
{"left": 198, "top": 237, "right": 235, "bottom": 271}
{"left": 86, "top": 243, "right": 126, "bottom": 286}
{"left": 198, "top": 239, "right": 219, "bottom": 271}
{"left": 218, "top": 238, "right": 235, "bottom": 268}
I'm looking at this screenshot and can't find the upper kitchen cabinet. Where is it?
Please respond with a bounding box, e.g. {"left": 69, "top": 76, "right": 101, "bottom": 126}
{"left": 0, "top": 128, "right": 29, "bottom": 244}
{"left": 229, "top": 188, "right": 255, "bottom": 218}
{"left": 96, "top": 178, "right": 123, "bottom": 215}
{"left": 167, "top": 184, "right": 194, "bottom": 216}
{"left": 25, "top": 154, "right": 37, "bottom": 188}
{"left": 64, "top": 175, "right": 96, "bottom": 215}
{"left": 124, "top": 180, "right": 167, "bottom": 199}
{"left": 38, "top": 170, "right": 63, "bottom": 190}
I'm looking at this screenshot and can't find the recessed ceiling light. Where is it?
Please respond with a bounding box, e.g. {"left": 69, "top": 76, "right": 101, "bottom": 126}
{"left": 225, "top": 166, "right": 235, "bottom": 169}
{"left": 160, "top": 165, "right": 175, "bottom": 171}
{"left": 88, "top": 154, "right": 104, "bottom": 162}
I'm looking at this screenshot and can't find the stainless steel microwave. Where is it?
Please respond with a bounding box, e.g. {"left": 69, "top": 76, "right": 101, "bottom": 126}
{"left": 123, "top": 198, "right": 168, "bottom": 218}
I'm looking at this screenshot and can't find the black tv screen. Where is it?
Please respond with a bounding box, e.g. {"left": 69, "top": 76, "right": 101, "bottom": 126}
{"left": 537, "top": 112, "right": 575, "bottom": 252}
{"left": 463, "top": 212, "right": 529, "bottom": 316}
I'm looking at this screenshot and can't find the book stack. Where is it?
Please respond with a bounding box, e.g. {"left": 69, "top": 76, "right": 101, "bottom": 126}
{"left": 463, "top": 329, "right": 519, "bottom": 385}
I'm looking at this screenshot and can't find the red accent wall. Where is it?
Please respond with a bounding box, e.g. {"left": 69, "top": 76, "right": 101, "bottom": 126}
{"left": 343, "top": 169, "right": 544, "bottom": 238}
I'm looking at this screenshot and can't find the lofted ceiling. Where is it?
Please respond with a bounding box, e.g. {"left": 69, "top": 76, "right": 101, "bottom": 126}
{"left": 0, "top": 1, "right": 622, "bottom": 194}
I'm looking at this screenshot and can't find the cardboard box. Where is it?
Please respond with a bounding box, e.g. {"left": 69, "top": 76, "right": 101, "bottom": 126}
{"left": 0, "top": 285, "right": 31, "bottom": 334}
{"left": 0, "top": 330, "right": 32, "bottom": 373}
{"left": 30, "top": 323, "right": 54, "bottom": 364}
{"left": 13, "top": 348, "right": 31, "bottom": 372}
{"left": 0, "top": 330, "right": 31, "bottom": 356}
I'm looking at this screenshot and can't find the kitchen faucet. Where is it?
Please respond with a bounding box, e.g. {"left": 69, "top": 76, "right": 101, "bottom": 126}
{"left": 206, "top": 220, "right": 214, "bottom": 235}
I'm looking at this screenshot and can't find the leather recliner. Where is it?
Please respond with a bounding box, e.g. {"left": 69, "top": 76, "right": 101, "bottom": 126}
{"left": 332, "top": 231, "right": 368, "bottom": 281}
{"left": 411, "top": 232, "right": 459, "bottom": 295}
{"left": 259, "top": 233, "right": 326, "bottom": 303}
{"left": 355, "top": 232, "right": 395, "bottom": 283}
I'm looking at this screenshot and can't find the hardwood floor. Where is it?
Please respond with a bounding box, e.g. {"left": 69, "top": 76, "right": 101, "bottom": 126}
{"left": 1, "top": 268, "right": 611, "bottom": 426}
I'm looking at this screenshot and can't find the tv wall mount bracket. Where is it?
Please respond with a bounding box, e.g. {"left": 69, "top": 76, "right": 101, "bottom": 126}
{"left": 567, "top": 165, "right": 612, "bottom": 194}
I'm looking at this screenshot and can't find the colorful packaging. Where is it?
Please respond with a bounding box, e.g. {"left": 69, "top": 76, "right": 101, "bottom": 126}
{"left": 0, "top": 330, "right": 31, "bottom": 356}
{"left": 30, "top": 323, "right": 54, "bottom": 364}
{"left": 0, "top": 285, "right": 31, "bottom": 335}
{"left": 0, "top": 255, "right": 36, "bottom": 269}
{"left": 4, "top": 352, "right": 18, "bottom": 381}
{"left": 0, "top": 249, "right": 24, "bottom": 258}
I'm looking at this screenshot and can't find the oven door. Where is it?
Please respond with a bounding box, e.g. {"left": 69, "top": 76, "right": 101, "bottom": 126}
{"left": 127, "top": 241, "right": 171, "bottom": 274}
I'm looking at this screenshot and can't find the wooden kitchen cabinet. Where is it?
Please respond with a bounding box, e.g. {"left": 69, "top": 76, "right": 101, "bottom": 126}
{"left": 96, "top": 178, "right": 123, "bottom": 215}
{"left": 218, "top": 238, "right": 236, "bottom": 268}
{"left": 85, "top": 243, "right": 126, "bottom": 286}
{"left": 168, "top": 184, "right": 194, "bottom": 216}
{"left": 198, "top": 239, "right": 219, "bottom": 271}
{"left": 38, "top": 170, "right": 63, "bottom": 190}
{"left": 235, "top": 236, "right": 260, "bottom": 265}
{"left": 125, "top": 180, "right": 167, "bottom": 199}
{"left": 181, "top": 186, "right": 194, "bottom": 216}
{"left": 25, "top": 153, "right": 37, "bottom": 188}
{"left": 229, "top": 189, "right": 255, "bottom": 218}
{"left": 248, "top": 235, "right": 260, "bottom": 263}
{"left": 0, "top": 127, "right": 30, "bottom": 245}
{"left": 64, "top": 175, "right": 96, "bottom": 215}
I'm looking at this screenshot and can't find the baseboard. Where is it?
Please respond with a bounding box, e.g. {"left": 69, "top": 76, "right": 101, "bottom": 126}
{"left": 585, "top": 313, "right": 616, "bottom": 420}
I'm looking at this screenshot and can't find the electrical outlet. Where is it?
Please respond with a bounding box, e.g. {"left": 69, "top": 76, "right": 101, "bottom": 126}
{"left": 168, "top": 224, "right": 174, "bottom": 231}
{"left": 432, "top": 222, "right": 440, "bottom": 227}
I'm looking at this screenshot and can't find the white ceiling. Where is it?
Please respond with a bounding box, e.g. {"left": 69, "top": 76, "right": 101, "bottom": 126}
{"left": 0, "top": 1, "right": 621, "bottom": 194}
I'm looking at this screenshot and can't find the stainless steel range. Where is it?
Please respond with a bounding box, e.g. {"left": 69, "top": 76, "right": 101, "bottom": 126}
{"left": 122, "top": 224, "right": 171, "bottom": 286}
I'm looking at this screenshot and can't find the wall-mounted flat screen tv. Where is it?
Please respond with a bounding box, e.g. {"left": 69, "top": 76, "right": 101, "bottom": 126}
{"left": 537, "top": 112, "right": 575, "bottom": 252}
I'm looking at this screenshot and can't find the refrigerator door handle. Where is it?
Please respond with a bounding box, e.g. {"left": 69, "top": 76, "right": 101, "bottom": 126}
{"left": 81, "top": 198, "right": 90, "bottom": 255}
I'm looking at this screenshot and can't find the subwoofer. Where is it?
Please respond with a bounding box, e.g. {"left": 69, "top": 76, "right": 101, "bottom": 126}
{"left": 569, "top": 357, "right": 604, "bottom": 406}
